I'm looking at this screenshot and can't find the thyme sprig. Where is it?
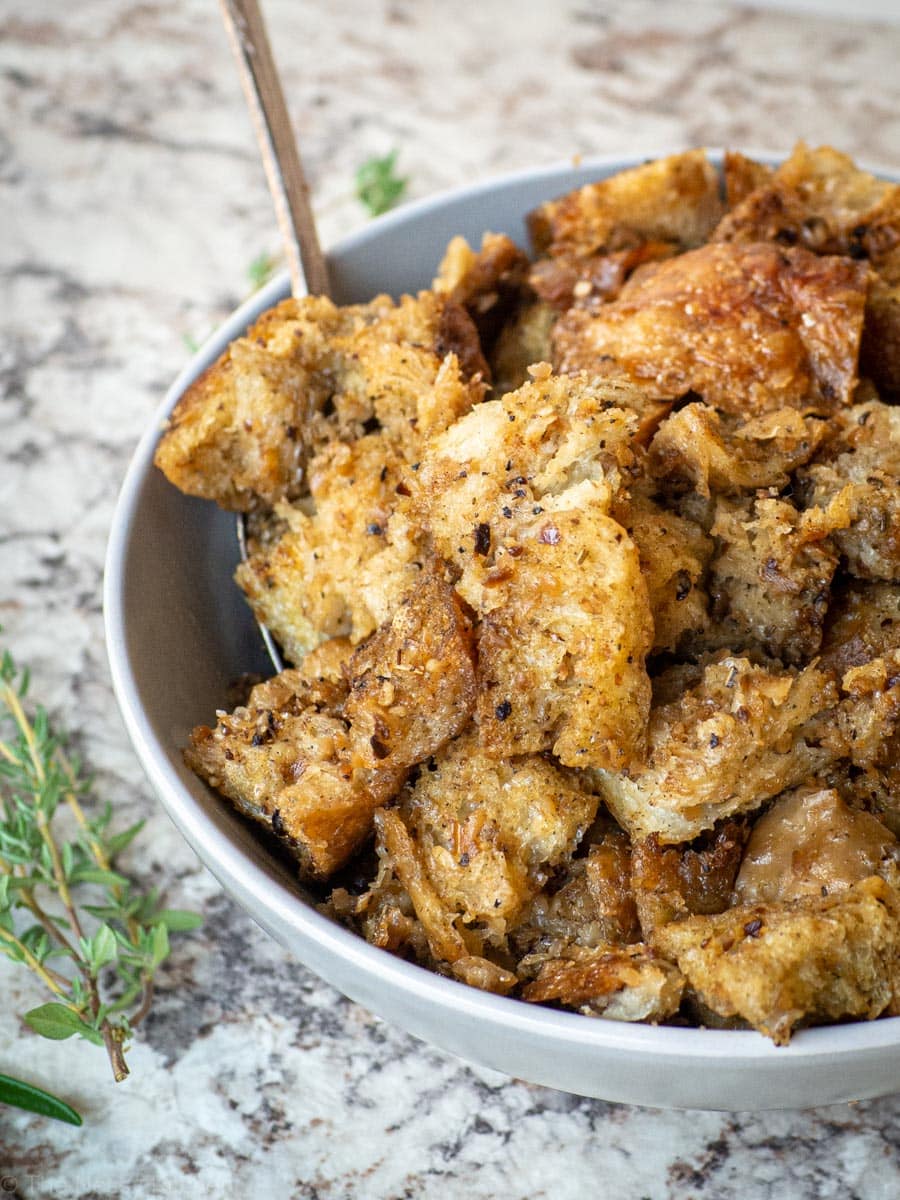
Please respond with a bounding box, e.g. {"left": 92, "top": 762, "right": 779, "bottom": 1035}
{"left": 0, "top": 646, "right": 201, "bottom": 1086}
{"left": 355, "top": 150, "right": 408, "bottom": 217}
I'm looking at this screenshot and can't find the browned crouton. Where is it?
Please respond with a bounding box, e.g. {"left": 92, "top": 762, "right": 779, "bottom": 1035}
{"left": 528, "top": 149, "right": 722, "bottom": 260}
{"left": 185, "top": 668, "right": 402, "bottom": 882}
{"left": 625, "top": 491, "right": 713, "bottom": 654}
{"left": 343, "top": 562, "right": 477, "bottom": 772}
{"left": 521, "top": 943, "right": 684, "bottom": 1022}
{"left": 433, "top": 232, "right": 530, "bottom": 354}
{"left": 235, "top": 434, "right": 412, "bottom": 662}
{"left": 713, "top": 143, "right": 900, "bottom": 396}
{"left": 654, "top": 876, "right": 900, "bottom": 1043}
{"left": 631, "top": 821, "right": 748, "bottom": 940}
{"left": 513, "top": 833, "right": 640, "bottom": 956}
{"left": 649, "top": 403, "right": 828, "bottom": 499}
{"left": 154, "top": 292, "right": 486, "bottom": 511}
{"left": 380, "top": 730, "right": 597, "bottom": 956}
{"left": 722, "top": 150, "right": 773, "bottom": 208}
{"left": 802, "top": 400, "right": 900, "bottom": 582}
{"left": 703, "top": 494, "right": 847, "bottom": 664}
{"left": 409, "top": 373, "right": 654, "bottom": 769}
{"left": 490, "top": 301, "right": 557, "bottom": 395}
{"left": 591, "top": 657, "right": 840, "bottom": 843}
{"left": 553, "top": 242, "right": 868, "bottom": 416}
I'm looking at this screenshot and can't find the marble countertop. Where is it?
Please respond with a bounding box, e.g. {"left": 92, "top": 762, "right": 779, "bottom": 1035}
{"left": 3, "top": 1, "right": 900, "bottom": 1195}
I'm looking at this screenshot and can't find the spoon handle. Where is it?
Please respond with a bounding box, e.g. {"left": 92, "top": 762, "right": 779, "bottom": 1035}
{"left": 219, "top": 0, "right": 330, "bottom": 298}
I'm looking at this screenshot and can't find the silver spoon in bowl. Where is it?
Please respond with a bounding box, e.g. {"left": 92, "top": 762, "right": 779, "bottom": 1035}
{"left": 219, "top": 0, "right": 332, "bottom": 674}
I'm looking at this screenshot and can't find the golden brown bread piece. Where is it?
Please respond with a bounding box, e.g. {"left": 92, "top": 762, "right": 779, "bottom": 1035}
{"left": 702, "top": 493, "right": 847, "bottom": 665}
{"left": 410, "top": 371, "right": 654, "bottom": 769}
{"left": 654, "top": 876, "right": 900, "bottom": 1044}
{"left": 474, "top": 485, "right": 653, "bottom": 770}
{"left": 433, "top": 232, "right": 530, "bottom": 354}
{"left": 235, "top": 434, "right": 414, "bottom": 662}
{"left": 343, "top": 561, "right": 477, "bottom": 773}
{"left": 820, "top": 579, "right": 900, "bottom": 676}
{"left": 520, "top": 943, "right": 684, "bottom": 1022}
{"left": 154, "top": 292, "right": 486, "bottom": 511}
{"left": 490, "top": 300, "right": 557, "bottom": 395}
{"left": 625, "top": 490, "right": 713, "bottom": 655}
{"left": 362, "top": 731, "right": 598, "bottom": 993}
{"left": 820, "top": 582, "right": 900, "bottom": 831}
{"left": 722, "top": 150, "right": 773, "bottom": 209}
{"left": 377, "top": 729, "right": 598, "bottom": 954}
{"left": 648, "top": 403, "right": 828, "bottom": 499}
{"left": 591, "top": 656, "right": 840, "bottom": 843}
{"left": 185, "top": 666, "right": 402, "bottom": 883}
{"left": 187, "top": 566, "right": 476, "bottom": 882}
{"left": 528, "top": 149, "right": 722, "bottom": 260}
{"left": 715, "top": 143, "right": 900, "bottom": 265}
{"left": 714, "top": 142, "right": 900, "bottom": 395}
{"left": 526, "top": 150, "right": 720, "bottom": 318}
{"left": 802, "top": 400, "right": 900, "bottom": 582}
{"left": 528, "top": 240, "right": 679, "bottom": 311}
{"left": 553, "top": 242, "right": 868, "bottom": 416}
{"left": 862, "top": 278, "right": 900, "bottom": 396}
{"left": 513, "top": 833, "right": 640, "bottom": 956}
{"left": 371, "top": 807, "right": 516, "bottom": 994}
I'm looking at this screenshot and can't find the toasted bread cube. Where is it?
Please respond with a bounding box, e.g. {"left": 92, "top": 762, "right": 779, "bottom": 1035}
{"left": 527, "top": 150, "right": 722, "bottom": 260}
{"left": 475, "top": 482, "right": 653, "bottom": 770}
{"left": 343, "top": 562, "right": 477, "bottom": 772}
{"left": 521, "top": 944, "right": 684, "bottom": 1022}
{"left": 722, "top": 150, "right": 773, "bottom": 208}
{"left": 373, "top": 730, "right": 597, "bottom": 961}
{"left": 821, "top": 579, "right": 900, "bottom": 675}
{"left": 553, "top": 242, "right": 868, "bottom": 416}
{"left": 433, "top": 232, "right": 530, "bottom": 354}
{"left": 186, "top": 669, "right": 402, "bottom": 882}
{"left": 705, "top": 494, "right": 846, "bottom": 664}
{"left": 715, "top": 142, "right": 900, "bottom": 260}
{"left": 514, "top": 833, "right": 640, "bottom": 955}
{"left": 803, "top": 400, "right": 900, "bottom": 582}
{"left": 490, "top": 301, "right": 557, "bottom": 395}
{"left": 631, "top": 821, "right": 748, "bottom": 939}
{"left": 155, "top": 292, "right": 486, "bottom": 511}
{"left": 410, "top": 373, "right": 654, "bottom": 768}
{"left": 862, "top": 279, "right": 900, "bottom": 397}
{"left": 235, "top": 434, "right": 416, "bottom": 662}
{"left": 592, "top": 657, "right": 841, "bottom": 843}
{"left": 655, "top": 876, "right": 900, "bottom": 1043}
{"left": 626, "top": 491, "right": 713, "bottom": 654}
{"left": 649, "top": 403, "right": 828, "bottom": 499}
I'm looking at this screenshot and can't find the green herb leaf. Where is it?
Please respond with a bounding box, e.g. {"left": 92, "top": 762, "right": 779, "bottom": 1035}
{"left": 0, "top": 1072, "right": 83, "bottom": 1125}
{"left": 149, "top": 922, "right": 170, "bottom": 968}
{"left": 355, "top": 150, "right": 408, "bottom": 217}
{"left": 150, "top": 908, "right": 204, "bottom": 933}
{"left": 104, "top": 820, "right": 145, "bottom": 859}
{"left": 24, "top": 1003, "right": 103, "bottom": 1046}
{"left": 70, "top": 867, "right": 131, "bottom": 889}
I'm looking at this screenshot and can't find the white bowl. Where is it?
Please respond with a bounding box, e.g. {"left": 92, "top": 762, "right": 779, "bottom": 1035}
{"left": 104, "top": 153, "right": 900, "bottom": 1110}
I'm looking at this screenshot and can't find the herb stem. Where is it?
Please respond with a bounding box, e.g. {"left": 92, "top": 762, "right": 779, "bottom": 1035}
{"left": 0, "top": 924, "right": 80, "bottom": 1004}
{"left": 59, "top": 755, "right": 144, "bottom": 946}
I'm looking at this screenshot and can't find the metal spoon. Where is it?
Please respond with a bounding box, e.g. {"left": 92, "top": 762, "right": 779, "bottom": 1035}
{"left": 219, "top": 0, "right": 332, "bottom": 673}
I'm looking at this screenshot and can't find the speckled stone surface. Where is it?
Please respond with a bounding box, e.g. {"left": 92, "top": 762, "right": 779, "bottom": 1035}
{"left": 3, "top": 1, "right": 900, "bottom": 1195}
